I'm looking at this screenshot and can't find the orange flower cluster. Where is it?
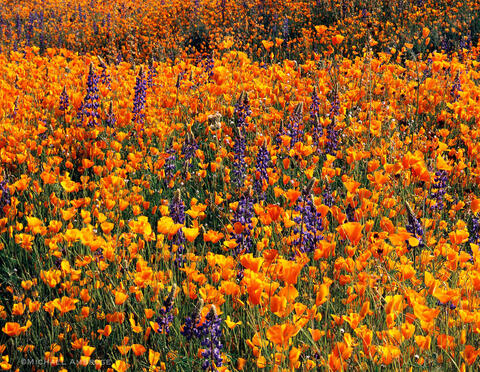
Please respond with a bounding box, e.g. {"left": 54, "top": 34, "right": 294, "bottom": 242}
{"left": 0, "top": 1, "right": 480, "bottom": 371}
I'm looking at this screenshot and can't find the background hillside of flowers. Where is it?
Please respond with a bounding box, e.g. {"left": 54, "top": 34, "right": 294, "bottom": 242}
{"left": 1, "top": 0, "right": 480, "bottom": 371}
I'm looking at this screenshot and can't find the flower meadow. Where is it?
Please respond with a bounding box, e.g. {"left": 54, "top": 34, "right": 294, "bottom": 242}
{"left": 2, "top": 0, "right": 480, "bottom": 371}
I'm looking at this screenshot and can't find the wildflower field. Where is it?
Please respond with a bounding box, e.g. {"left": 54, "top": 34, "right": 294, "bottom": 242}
{"left": 2, "top": 0, "right": 480, "bottom": 371}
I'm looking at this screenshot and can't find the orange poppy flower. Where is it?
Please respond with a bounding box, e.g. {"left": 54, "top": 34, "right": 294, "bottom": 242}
{"left": 98, "top": 325, "right": 112, "bottom": 338}
{"left": 183, "top": 227, "right": 200, "bottom": 242}
{"left": 332, "top": 34, "right": 345, "bottom": 45}
{"left": 53, "top": 296, "right": 79, "bottom": 315}
{"left": 112, "top": 360, "right": 129, "bottom": 372}
{"left": 2, "top": 322, "right": 22, "bottom": 337}
{"left": 286, "top": 189, "right": 301, "bottom": 205}
{"left": 337, "top": 222, "right": 363, "bottom": 246}
{"left": 149, "top": 349, "right": 161, "bottom": 366}
{"left": 266, "top": 323, "right": 299, "bottom": 348}
{"left": 463, "top": 345, "right": 479, "bottom": 366}
{"left": 315, "top": 284, "right": 329, "bottom": 306}
{"left": 262, "top": 40, "right": 274, "bottom": 50}
{"left": 131, "top": 344, "right": 146, "bottom": 356}
{"left": 115, "top": 291, "right": 128, "bottom": 305}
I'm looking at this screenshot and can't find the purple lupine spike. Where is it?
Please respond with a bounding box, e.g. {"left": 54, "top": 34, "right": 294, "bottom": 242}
{"left": 231, "top": 189, "right": 254, "bottom": 256}
{"left": 430, "top": 169, "right": 448, "bottom": 211}
{"left": 293, "top": 178, "right": 323, "bottom": 254}
{"left": 156, "top": 284, "right": 177, "bottom": 334}
{"left": 59, "top": 86, "right": 69, "bottom": 111}
{"left": 322, "top": 184, "right": 334, "bottom": 207}
{"left": 79, "top": 63, "right": 100, "bottom": 127}
{"left": 132, "top": 66, "right": 147, "bottom": 125}
{"left": 0, "top": 180, "right": 11, "bottom": 216}
{"left": 181, "top": 299, "right": 204, "bottom": 340}
{"left": 274, "top": 121, "right": 284, "bottom": 150}
{"left": 202, "top": 54, "right": 214, "bottom": 79}
{"left": 310, "top": 87, "right": 322, "bottom": 144}
{"left": 346, "top": 204, "right": 356, "bottom": 222}
{"left": 170, "top": 190, "right": 186, "bottom": 266}
{"left": 406, "top": 202, "right": 424, "bottom": 251}
{"left": 282, "top": 17, "right": 289, "bottom": 43}
{"left": 234, "top": 91, "right": 251, "bottom": 129}
{"left": 469, "top": 215, "right": 479, "bottom": 246}
{"left": 450, "top": 73, "right": 462, "bottom": 102}
{"left": 232, "top": 92, "right": 250, "bottom": 187}
{"left": 170, "top": 189, "right": 185, "bottom": 224}
{"left": 105, "top": 101, "right": 116, "bottom": 128}
{"left": 199, "top": 305, "right": 223, "bottom": 371}
{"left": 253, "top": 140, "right": 270, "bottom": 199}
{"left": 182, "top": 130, "right": 199, "bottom": 173}
{"left": 286, "top": 102, "right": 304, "bottom": 146}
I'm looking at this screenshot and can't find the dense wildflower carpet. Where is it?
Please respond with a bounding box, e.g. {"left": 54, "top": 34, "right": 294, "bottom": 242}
{"left": 1, "top": 0, "right": 480, "bottom": 371}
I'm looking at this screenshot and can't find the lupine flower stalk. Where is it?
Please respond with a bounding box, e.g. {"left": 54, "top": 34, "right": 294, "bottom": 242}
{"left": 59, "top": 86, "right": 69, "bottom": 112}
{"left": 79, "top": 63, "right": 100, "bottom": 127}
{"left": 170, "top": 190, "right": 186, "bottom": 266}
{"left": 181, "top": 299, "right": 204, "bottom": 341}
{"left": 406, "top": 201, "right": 425, "bottom": 252}
{"left": 231, "top": 189, "right": 254, "bottom": 256}
{"left": 310, "top": 87, "right": 322, "bottom": 145}
{"left": 199, "top": 305, "right": 223, "bottom": 371}
{"left": 156, "top": 284, "right": 177, "bottom": 334}
{"left": 105, "top": 101, "right": 116, "bottom": 128}
{"left": 293, "top": 178, "right": 324, "bottom": 254}
{"left": 0, "top": 180, "right": 11, "bottom": 217}
{"left": 286, "top": 102, "right": 304, "bottom": 146}
{"left": 253, "top": 139, "right": 270, "bottom": 199}
{"left": 97, "top": 56, "right": 111, "bottom": 90}
{"left": 132, "top": 66, "right": 147, "bottom": 126}
{"left": 430, "top": 169, "right": 448, "bottom": 211}
{"left": 232, "top": 92, "right": 250, "bottom": 188}
{"left": 182, "top": 130, "right": 199, "bottom": 174}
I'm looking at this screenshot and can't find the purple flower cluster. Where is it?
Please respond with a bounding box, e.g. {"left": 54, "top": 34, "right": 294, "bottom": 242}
{"left": 181, "top": 299, "right": 204, "bottom": 341}
{"left": 286, "top": 102, "right": 304, "bottom": 146}
{"left": 156, "top": 285, "right": 176, "bottom": 334}
{"left": 346, "top": 204, "right": 356, "bottom": 222}
{"left": 105, "top": 101, "right": 116, "bottom": 128}
{"left": 132, "top": 67, "right": 147, "bottom": 125}
{"left": 253, "top": 141, "right": 270, "bottom": 199}
{"left": 232, "top": 129, "right": 247, "bottom": 187}
{"left": 201, "top": 54, "right": 214, "bottom": 79}
{"left": 234, "top": 91, "right": 251, "bottom": 129}
{"left": 293, "top": 185, "right": 323, "bottom": 254}
{"left": 430, "top": 169, "right": 448, "bottom": 211}
{"left": 232, "top": 191, "right": 254, "bottom": 256}
{"left": 322, "top": 184, "right": 334, "bottom": 207}
{"left": 0, "top": 180, "right": 11, "bottom": 216}
{"left": 98, "top": 58, "right": 111, "bottom": 90}
{"left": 170, "top": 190, "right": 186, "bottom": 266}
{"left": 232, "top": 92, "right": 250, "bottom": 187}
{"left": 469, "top": 215, "right": 479, "bottom": 246}
{"left": 182, "top": 130, "right": 199, "bottom": 172}
{"left": 406, "top": 202, "right": 424, "bottom": 251}
{"left": 310, "top": 88, "right": 322, "bottom": 145}
{"left": 199, "top": 306, "right": 223, "bottom": 371}
{"left": 164, "top": 145, "right": 176, "bottom": 182}
{"left": 59, "top": 86, "right": 69, "bottom": 111}
{"left": 79, "top": 63, "right": 100, "bottom": 127}
{"left": 450, "top": 73, "right": 462, "bottom": 102}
